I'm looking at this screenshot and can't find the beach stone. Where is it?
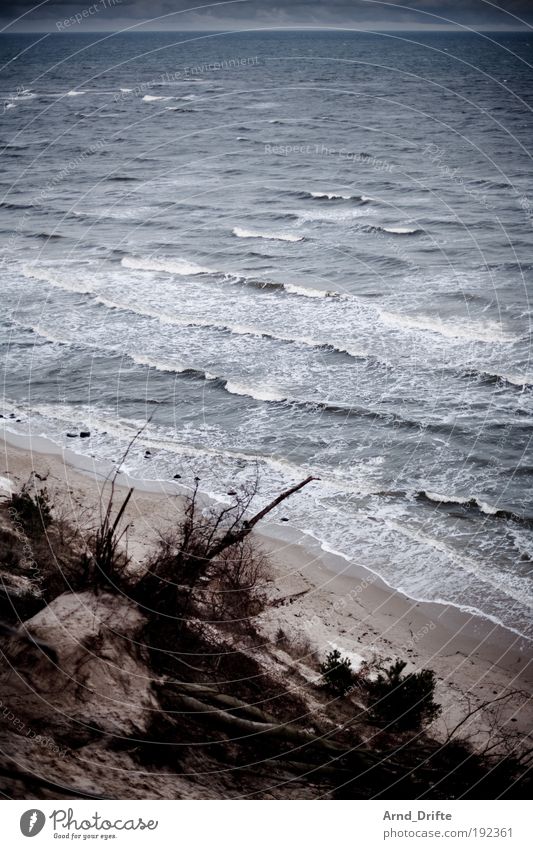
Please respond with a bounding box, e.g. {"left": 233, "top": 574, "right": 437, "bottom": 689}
{"left": 79, "top": 431, "right": 91, "bottom": 438}
{"left": 66, "top": 432, "right": 78, "bottom": 438}
{"left": 173, "top": 474, "right": 181, "bottom": 479}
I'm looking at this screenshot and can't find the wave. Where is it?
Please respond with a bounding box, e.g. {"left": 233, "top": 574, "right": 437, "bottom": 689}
{"left": 23, "top": 257, "right": 349, "bottom": 307}
{"left": 34, "top": 232, "right": 63, "bottom": 241}
{"left": 462, "top": 369, "right": 533, "bottom": 389}
{"left": 93, "top": 293, "right": 364, "bottom": 358}
{"left": 282, "top": 282, "right": 345, "bottom": 299}
{"left": 305, "top": 191, "right": 371, "bottom": 203}
{"left": 23, "top": 265, "right": 93, "bottom": 294}
{"left": 128, "top": 357, "right": 286, "bottom": 403}
{"left": 129, "top": 353, "right": 205, "bottom": 377}
{"left": 379, "top": 310, "right": 517, "bottom": 343}
{"left": 416, "top": 490, "right": 532, "bottom": 525}
{"left": 18, "top": 318, "right": 367, "bottom": 402}
{"left": 121, "top": 255, "right": 212, "bottom": 275}
{"left": 232, "top": 227, "right": 304, "bottom": 242}
{"left": 142, "top": 95, "right": 173, "bottom": 102}
{"left": 92, "top": 261, "right": 344, "bottom": 303}
{"left": 364, "top": 224, "right": 421, "bottom": 236}
{"left": 0, "top": 200, "right": 34, "bottom": 210}
{"left": 24, "top": 324, "right": 69, "bottom": 346}
{"left": 384, "top": 226, "right": 420, "bottom": 235}
{"left": 66, "top": 90, "right": 86, "bottom": 97}
{"left": 9, "top": 89, "right": 35, "bottom": 102}
{"left": 225, "top": 381, "right": 287, "bottom": 403}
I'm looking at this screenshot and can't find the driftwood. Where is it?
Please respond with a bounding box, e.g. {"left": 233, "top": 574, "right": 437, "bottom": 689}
{"left": 146, "top": 475, "right": 319, "bottom": 625}
{"left": 159, "top": 679, "right": 394, "bottom": 773}
{"left": 201, "top": 475, "right": 318, "bottom": 563}
{"left": 162, "top": 691, "right": 350, "bottom": 757}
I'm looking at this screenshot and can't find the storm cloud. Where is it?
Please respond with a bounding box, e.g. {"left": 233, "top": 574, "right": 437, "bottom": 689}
{"left": 1, "top": 0, "right": 532, "bottom": 32}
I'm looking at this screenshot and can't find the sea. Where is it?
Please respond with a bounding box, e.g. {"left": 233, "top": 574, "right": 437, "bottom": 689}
{"left": 0, "top": 30, "right": 532, "bottom": 639}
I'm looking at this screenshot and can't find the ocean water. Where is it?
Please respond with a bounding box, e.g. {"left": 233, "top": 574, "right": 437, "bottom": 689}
{"left": 0, "top": 31, "right": 532, "bottom": 638}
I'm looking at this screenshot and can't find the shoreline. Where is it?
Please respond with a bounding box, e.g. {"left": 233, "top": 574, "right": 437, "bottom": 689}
{"left": 1, "top": 424, "right": 532, "bottom": 739}
{"left": 1, "top": 422, "right": 530, "bottom": 641}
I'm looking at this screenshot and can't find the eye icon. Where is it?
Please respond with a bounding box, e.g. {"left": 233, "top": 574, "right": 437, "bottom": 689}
{"left": 20, "top": 810, "right": 46, "bottom": 837}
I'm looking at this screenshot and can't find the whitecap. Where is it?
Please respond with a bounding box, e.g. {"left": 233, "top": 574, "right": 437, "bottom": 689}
{"left": 283, "top": 283, "right": 344, "bottom": 299}
{"left": 424, "top": 491, "right": 471, "bottom": 505}
{"left": 23, "top": 265, "right": 93, "bottom": 295}
{"left": 130, "top": 353, "right": 189, "bottom": 373}
{"left": 26, "top": 324, "right": 69, "bottom": 346}
{"left": 232, "top": 227, "right": 304, "bottom": 242}
{"left": 224, "top": 381, "right": 287, "bottom": 402}
{"left": 121, "top": 255, "right": 212, "bottom": 276}
{"left": 497, "top": 372, "right": 533, "bottom": 387}
{"left": 379, "top": 310, "right": 517, "bottom": 343}
{"left": 381, "top": 226, "right": 419, "bottom": 234}
{"left": 310, "top": 191, "right": 352, "bottom": 200}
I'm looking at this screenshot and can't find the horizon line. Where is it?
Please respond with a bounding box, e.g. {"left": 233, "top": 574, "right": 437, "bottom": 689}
{"left": 1, "top": 26, "right": 531, "bottom": 35}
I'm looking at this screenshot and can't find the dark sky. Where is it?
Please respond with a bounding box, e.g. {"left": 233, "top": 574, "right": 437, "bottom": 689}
{"left": 1, "top": 1, "right": 532, "bottom": 32}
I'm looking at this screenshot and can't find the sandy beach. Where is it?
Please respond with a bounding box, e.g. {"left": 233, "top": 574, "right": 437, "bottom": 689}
{"left": 1, "top": 425, "right": 531, "bottom": 747}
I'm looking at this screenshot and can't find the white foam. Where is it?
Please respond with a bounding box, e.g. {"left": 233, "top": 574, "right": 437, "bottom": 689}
{"left": 224, "top": 381, "right": 287, "bottom": 403}
{"left": 424, "top": 491, "right": 470, "bottom": 505}
{"left": 232, "top": 227, "right": 304, "bottom": 242}
{"left": 283, "top": 283, "right": 343, "bottom": 299}
{"left": 23, "top": 265, "right": 93, "bottom": 295}
{"left": 121, "top": 255, "right": 212, "bottom": 276}
{"left": 27, "top": 324, "right": 69, "bottom": 346}
{"left": 379, "top": 310, "right": 517, "bottom": 343}
{"left": 120, "top": 88, "right": 132, "bottom": 92}
{"left": 498, "top": 372, "right": 533, "bottom": 387}
{"left": 478, "top": 501, "right": 500, "bottom": 516}
{"left": 142, "top": 95, "right": 172, "bottom": 102}
{"left": 66, "top": 90, "right": 85, "bottom": 97}
{"left": 382, "top": 226, "right": 419, "bottom": 234}
{"left": 310, "top": 191, "right": 352, "bottom": 200}
{"left": 130, "top": 353, "right": 189, "bottom": 373}
{"left": 92, "top": 296, "right": 365, "bottom": 359}
{"left": 11, "top": 89, "right": 35, "bottom": 101}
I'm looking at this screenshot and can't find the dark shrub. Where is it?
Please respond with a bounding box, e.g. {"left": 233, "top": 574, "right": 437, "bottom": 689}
{"left": 10, "top": 484, "right": 52, "bottom": 537}
{"left": 366, "top": 659, "right": 441, "bottom": 731}
{"left": 320, "top": 649, "right": 355, "bottom": 697}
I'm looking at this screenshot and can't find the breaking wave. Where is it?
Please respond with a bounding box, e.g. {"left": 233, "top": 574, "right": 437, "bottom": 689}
{"left": 232, "top": 227, "right": 304, "bottom": 242}
{"left": 379, "top": 310, "right": 518, "bottom": 343}
{"left": 121, "top": 255, "right": 212, "bottom": 275}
